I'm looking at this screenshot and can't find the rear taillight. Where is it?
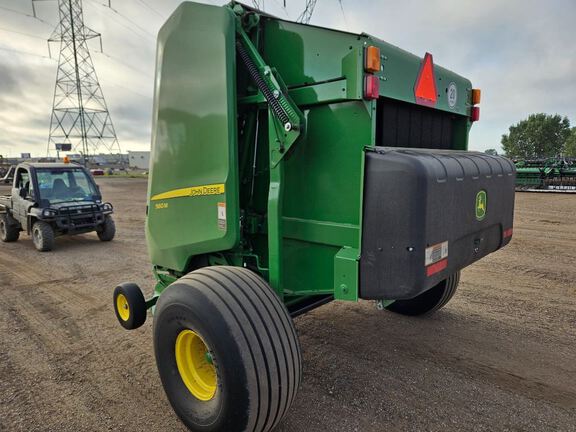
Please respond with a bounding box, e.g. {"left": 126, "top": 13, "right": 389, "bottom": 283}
{"left": 471, "top": 106, "right": 480, "bottom": 122}
{"left": 470, "top": 88, "right": 481, "bottom": 122}
{"left": 363, "top": 45, "right": 381, "bottom": 100}
{"left": 364, "top": 75, "right": 380, "bottom": 100}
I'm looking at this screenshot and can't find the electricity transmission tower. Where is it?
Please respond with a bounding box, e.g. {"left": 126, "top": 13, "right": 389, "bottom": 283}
{"left": 297, "top": 0, "right": 318, "bottom": 23}
{"left": 33, "top": 0, "right": 120, "bottom": 162}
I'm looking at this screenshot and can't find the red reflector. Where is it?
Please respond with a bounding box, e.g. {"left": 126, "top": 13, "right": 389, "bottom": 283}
{"left": 503, "top": 228, "right": 513, "bottom": 239}
{"left": 364, "top": 75, "right": 379, "bottom": 100}
{"left": 414, "top": 52, "right": 437, "bottom": 107}
{"left": 426, "top": 258, "right": 448, "bottom": 277}
{"left": 471, "top": 106, "right": 480, "bottom": 122}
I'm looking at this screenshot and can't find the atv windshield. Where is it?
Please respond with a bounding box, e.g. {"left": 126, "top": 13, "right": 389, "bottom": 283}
{"left": 36, "top": 168, "right": 99, "bottom": 204}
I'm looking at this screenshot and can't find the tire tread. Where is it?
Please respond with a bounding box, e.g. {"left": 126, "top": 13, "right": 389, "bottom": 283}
{"left": 181, "top": 267, "right": 301, "bottom": 432}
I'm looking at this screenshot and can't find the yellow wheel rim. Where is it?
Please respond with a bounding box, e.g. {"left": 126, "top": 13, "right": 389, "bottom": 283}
{"left": 175, "top": 329, "right": 217, "bottom": 401}
{"left": 116, "top": 294, "right": 130, "bottom": 322}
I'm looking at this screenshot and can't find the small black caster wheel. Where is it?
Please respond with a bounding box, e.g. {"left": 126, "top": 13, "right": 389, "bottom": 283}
{"left": 113, "top": 283, "right": 147, "bottom": 330}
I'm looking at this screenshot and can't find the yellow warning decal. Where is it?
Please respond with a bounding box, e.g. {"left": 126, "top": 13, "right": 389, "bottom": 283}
{"left": 151, "top": 183, "right": 225, "bottom": 201}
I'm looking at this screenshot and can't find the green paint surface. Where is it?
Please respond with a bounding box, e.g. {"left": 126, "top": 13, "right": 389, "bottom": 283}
{"left": 146, "top": 3, "right": 240, "bottom": 272}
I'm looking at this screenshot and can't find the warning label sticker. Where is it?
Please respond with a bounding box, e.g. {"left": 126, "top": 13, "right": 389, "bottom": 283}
{"left": 425, "top": 241, "right": 448, "bottom": 266}
{"left": 217, "top": 202, "right": 226, "bottom": 231}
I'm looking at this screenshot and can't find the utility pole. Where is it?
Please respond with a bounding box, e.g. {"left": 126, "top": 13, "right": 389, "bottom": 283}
{"left": 33, "top": 0, "right": 120, "bottom": 165}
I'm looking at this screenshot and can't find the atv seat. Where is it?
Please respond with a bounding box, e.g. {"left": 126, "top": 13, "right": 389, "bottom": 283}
{"left": 52, "top": 179, "right": 68, "bottom": 198}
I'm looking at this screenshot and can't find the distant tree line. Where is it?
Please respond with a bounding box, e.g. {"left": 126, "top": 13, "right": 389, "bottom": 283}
{"left": 498, "top": 113, "right": 576, "bottom": 159}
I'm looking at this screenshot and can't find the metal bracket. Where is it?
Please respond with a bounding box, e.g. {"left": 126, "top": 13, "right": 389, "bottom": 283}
{"left": 234, "top": 11, "right": 305, "bottom": 167}
{"left": 334, "top": 247, "right": 360, "bottom": 301}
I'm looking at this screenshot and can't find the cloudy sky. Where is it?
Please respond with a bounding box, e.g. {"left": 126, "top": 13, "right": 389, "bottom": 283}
{"left": 0, "top": 0, "right": 574, "bottom": 157}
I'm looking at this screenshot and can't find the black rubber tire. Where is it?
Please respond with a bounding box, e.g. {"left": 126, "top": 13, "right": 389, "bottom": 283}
{"left": 97, "top": 216, "right": 116, "bottom": 241}
{"left": 113, "top": 283, "right": 147, "bottom": 330}
{"left": 32, "top": 221, "right": 55, "bottom": 252}
{"left": 0, "top": 214, "right": 19, "bottom": 242}
{"left": 154, "top": 266, "right": 302, "bottom": 432}
{"left": 385, "top": 271, "right": 460, "bottom": 316}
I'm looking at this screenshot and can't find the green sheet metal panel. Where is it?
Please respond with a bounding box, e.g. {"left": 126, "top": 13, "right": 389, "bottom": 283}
{"left": 146, "top": 2, "right": 239, "bottom": 273}
{"left": 368, "top": 36, "right": 473, "bottom": 116}
{"left": 261, "top": 19, "right": 473, "bottom": 117}
{"left": 279, "top": 101, "right": 371, "bottom": 296}
{"left": 262, "top": 18, "right": 364, "bottom": 89}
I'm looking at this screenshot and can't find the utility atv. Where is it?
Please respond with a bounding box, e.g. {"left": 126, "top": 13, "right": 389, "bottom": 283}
{"left": 0, "top": 162, "right": 115, "bottom": 251}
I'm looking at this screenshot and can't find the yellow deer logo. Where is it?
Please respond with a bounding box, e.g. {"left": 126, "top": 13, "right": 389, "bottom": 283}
{"left": 475, "top": 190, "right": 487, "bottom": 221}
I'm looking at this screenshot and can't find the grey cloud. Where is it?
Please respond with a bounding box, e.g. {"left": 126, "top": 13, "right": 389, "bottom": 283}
{"left": 0, "top": 62, "right": 26, "bottom": 96}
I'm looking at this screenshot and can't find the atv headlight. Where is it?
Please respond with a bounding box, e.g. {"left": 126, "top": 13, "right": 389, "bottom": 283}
{"left": 101, "top": 203, "right": 113, "bottom": 211}
{"left": 42, "top": 209, "right": 57, "bottom": 218}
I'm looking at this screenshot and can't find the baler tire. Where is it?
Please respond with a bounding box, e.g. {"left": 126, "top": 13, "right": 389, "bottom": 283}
{"left": 153, "top": 266, "right": 302, "bottom": 432}
{"left": 385, "top": 271, "right": 460, "bottom": 316}
{"left": 0, "top": 214, "right": 19, "bottom": 242}
{"left": 97, "top": 216, "right": 116, "bottom": 241}
{"left": 113, "top": 283, "right": 147, "bottom": 330}
{"left": 32, "top": 221, "right": 55, "bottom": 252}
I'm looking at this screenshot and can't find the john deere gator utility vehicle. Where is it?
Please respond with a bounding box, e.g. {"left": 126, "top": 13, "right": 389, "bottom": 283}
{"left": 113, "top": 2, "right": 516, "bottom": 431}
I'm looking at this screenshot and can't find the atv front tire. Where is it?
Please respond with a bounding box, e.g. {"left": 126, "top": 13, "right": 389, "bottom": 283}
{"left": 32, "top": 221, "right": 55, "bottom": 252}
{"left": 97, "top": 216, "right": 116, "bottom": 241}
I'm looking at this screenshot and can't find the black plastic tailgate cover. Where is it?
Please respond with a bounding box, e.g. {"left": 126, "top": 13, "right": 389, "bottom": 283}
{"left": 360, "top": 147, "right": 516, "bottom": 300}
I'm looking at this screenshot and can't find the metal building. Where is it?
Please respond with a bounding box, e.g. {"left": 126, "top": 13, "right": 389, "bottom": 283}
{"left": 128, "top": 151, "right": 150, "bottom": 170}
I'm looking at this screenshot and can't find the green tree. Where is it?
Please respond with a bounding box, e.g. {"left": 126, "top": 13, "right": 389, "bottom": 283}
{"left": 501, "top": 113, "right": 571, "bottom": 158}
{"left": 565, "top": 128, "right": 576, "bottom": 157}
{"left": 484, "top": 149, "right": 498, "bottom": 156}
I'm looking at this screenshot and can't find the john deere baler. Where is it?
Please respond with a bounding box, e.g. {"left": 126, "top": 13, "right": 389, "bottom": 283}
{"left": 112, "top": 2, "right": 516, "bottom": 431}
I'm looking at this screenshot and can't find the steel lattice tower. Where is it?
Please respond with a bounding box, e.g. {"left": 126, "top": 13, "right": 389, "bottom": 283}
{"left": 297, "top": 0, "right": 318, "bottom": 24}
{"left": 35, "top": 0, "right": 120, "bottom": 161}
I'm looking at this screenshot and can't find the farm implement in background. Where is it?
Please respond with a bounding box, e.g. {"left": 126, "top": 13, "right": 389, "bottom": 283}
{"left": 515, "top": 158, "right": 576, "bottom": 193}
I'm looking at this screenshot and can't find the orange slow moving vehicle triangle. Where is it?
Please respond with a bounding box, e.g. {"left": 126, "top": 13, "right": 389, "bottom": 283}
{"left": 414, "top": 52, "right": 437, "bottom": 107}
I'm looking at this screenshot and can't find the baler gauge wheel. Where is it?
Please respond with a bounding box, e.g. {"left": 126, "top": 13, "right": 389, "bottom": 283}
{"left": 113, "top": 283, "right": 147, "bottom": 330}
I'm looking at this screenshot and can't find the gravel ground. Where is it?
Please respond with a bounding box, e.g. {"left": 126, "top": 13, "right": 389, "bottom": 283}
{"left": 0, "top": 178, "right": 575, "bottom": 432}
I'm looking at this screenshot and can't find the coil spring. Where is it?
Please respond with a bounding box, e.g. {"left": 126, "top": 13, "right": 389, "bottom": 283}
{"left": 236, "top": 41, "right": 291, "bottom": 127}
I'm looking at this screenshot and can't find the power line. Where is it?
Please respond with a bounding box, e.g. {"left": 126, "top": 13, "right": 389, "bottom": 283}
{"left": 81, "top": 0, "right": 153, "bottom": 44}
{"left": 337, "top": 0, "right": 349, "bottom": 30}
{"left": 270, "top": 0, "right": 290, "bottom": 17}
{"left": 0, "top": 26, "right": 47, "bottom": 41}
{"left": 0, "top": 45, "right": 52, "bottom": 60}
{"left": 86, "top": 0, "right": 156, "bottom": 40}
{"left": 0, "top": 5, "right": 52, "bottom": 26}
{"left": 133, "top": 0, "right": 166, "bottom": 19}
{"left": 106, "top": 82, "right": 151, "bottom": 100}
{"left": 96, "top": 51, "right": 153, "bottom": 79}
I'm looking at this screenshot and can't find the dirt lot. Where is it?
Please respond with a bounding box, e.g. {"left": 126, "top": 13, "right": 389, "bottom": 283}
{"left": 0, "top": 178, "right": 575, "bottom": 432}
